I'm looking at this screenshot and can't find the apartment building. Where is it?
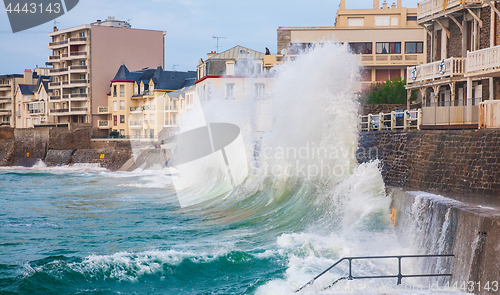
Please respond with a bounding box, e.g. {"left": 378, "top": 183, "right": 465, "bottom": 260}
{"left": 405, "top": 0, "right": 500, "bottom": 128}
{"left": 196, "top": 45, "right": 273, "bottom": 132}
{"left": 264, "top": 0, "right": 424, "bottom": 90}
{"left": 47, "top": 17, "right": 165, "bottom": 127}
{"left": 0, "top": 68, "right": 51, "bottom": 128}
{"left": 100, "top": 64, "right": 196, "bottom": 138}
{"left": 14, "top": 75, "right": 55, "bottom": 128}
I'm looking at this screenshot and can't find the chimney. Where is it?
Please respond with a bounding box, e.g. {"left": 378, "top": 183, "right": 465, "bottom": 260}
{"left": 391, "top": 2, "right": 396, "bottom": 8}
{"left": 53, "top": 26, "right": 58, "bottom": 32}
{"left": 382, "top": 0, "right": 388, "bottom": 9}
{"left": 373, "top": 0, "right": 379, "bottom": 9}
{"left": 339, "top": 0, "right": 346, "bottom": 10}
{"left": 207, "top": 51, "right": 217, "bottom": 59}
{"left": 24, "top": 69, "right": 33, "bottom": 85}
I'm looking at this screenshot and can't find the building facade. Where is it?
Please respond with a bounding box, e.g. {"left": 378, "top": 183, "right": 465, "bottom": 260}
{"left": 14, "top": 75, "right": 55, "bottom": 128}
{"left": 48, "top": 17, "right": 165, "bottom": 128}
{"left": 196, "top": 46, "right": 273, "bottom": 132}
{"left": 266, "top": 0, "right": 424, "bottom": 90}
{"left": 405, "top": 0, "right": 500, "bottom": 128}
{"left": 101, "top": 65, "right": 196, "bottom": 139}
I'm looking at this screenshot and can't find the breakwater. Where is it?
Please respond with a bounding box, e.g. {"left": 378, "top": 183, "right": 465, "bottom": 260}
{"left": 358, "top": 129, "right": 500, "bottom": 196}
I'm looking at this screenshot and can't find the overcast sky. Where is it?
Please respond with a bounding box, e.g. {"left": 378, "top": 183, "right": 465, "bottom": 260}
{"left": 0, "top": 0, "right": 419, "bottom": 74}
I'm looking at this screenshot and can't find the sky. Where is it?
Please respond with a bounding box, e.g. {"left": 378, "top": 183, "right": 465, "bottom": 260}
{"left": 0, "top": 0, "right": 419, "bottom": 74}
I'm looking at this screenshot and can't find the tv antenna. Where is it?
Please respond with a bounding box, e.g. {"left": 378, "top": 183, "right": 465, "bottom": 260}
{"left": 172, "top": 64, "right": 179, "bottom": 71}
{"left": 213, "top": 36, "right": 227, "bottom": 53}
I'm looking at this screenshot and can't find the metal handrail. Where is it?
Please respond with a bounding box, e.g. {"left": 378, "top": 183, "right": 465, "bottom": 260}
{"left": 295, "top": 254, "right": 454, "bottom": 293}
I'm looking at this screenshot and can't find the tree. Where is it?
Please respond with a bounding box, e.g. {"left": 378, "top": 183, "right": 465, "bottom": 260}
{"left": 360, "top": 78, "right": 416, "bottom": 104}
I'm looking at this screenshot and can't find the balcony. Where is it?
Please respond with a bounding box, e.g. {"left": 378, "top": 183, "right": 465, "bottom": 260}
{"left": 130, "top": 106, "right": 142, "bottom": 112}
{"left": 129, "top": 121, "right": 142, "bottom": 127}
{"left": 417, "top": 0, "right": 481, "bottom": 21}
{"left": 0, "top": 109, "right": 11, "bottom": 115}
{"left": 50, "top": 108, "right": 69, "bottom": 114}
{"left": 48, "top": 55, "right": 61, "bottom": 61}
{"left": 29, "top": 109, "right": 44, "bottom": 115}
{"left": 143, "top": 105, "right": 156, "bottom": 111}
{"left": 69, "top": 65, "right": 88, "bottom": 73}
{"left": 98, "top": 106, "right": 109, "bottom": 114}
{"left": 466, "top": 45, "right": 500, "bottom": 77}
{"left": 63, "top": 51, "right": 88, "bottom": 60}
{"left": 98, "top": 120, "right": 110, "bottom": 129}
{"left": 69, "top": 37, "right": 87, "bottom": 44}
{"left": 49, "top": 67, "right": 69, "bottom": 75}
{"left": 358, "top": 53, "right": 424, "bottom": 67}
{"left": 0, "top": 83, "right": 11, "bottom": 90}
{"left": 406, "top": 57, "right": 466, "bottom": 85}
{"left": 71, "top": 107, "right": 88, "bottom": 113}
{"left": 49, "top": 95, "right": 61, "bottom": 100}
{"left": 69, "top": 93, "right": 89, "bottom": 100}
{"left": 48, "top": 39, "right": 68, "bottom": 49}
{"left": 61, "top": 80, "right": 89, "bottom": 88}
{"left": 49, "top": 81, "right": 61, "bottom": 87}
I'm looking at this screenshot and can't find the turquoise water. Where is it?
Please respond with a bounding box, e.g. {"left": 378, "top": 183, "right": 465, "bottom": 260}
{"left": 0, "top": 162, "right": 406, "bottom": 295}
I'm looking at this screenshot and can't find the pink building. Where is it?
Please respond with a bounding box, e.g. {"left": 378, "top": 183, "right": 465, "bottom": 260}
{"left": 48, "top": 17, "right": 165, "bottom": 127}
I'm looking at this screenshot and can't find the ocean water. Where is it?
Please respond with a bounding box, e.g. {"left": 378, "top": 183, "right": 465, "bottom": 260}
{"left": 0, "top": 44, "right": 465, "bottom": 294}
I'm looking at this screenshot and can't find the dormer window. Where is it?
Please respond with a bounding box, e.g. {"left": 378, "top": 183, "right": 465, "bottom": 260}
{"left": 150, "top": 83, "right": 154, "bottom": 92}
{"left": 134, "top": 83, "right": 138, "bottom": 95}
{"left": 140, "top": 83, "right": 144, "bottom": 94}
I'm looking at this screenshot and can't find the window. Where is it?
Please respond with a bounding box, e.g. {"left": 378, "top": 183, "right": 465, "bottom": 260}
{"left": 348, "top": 42, "right": 372, "bottom": 54}
{"left": 347, "top": 17, "right": 364, "bottom": 27}
{"left": 150, "top": 114, "right": 154, "bottom": 123}
{"left": 376, "top": 42, "right": 401, "bottom": 54}
{"left": 405, "top": 42, "right": 423, "bottom": 54}
{"left": 79, "top": 32, "right": 85, "bottom": 38}
{"left": 375, "top": 16, "right": 390, "bottom": 26}
{"left": 173, "top": 100, "right": 177, "bottom": 109}
{"left": 113, "top": 115, "right": 117, "bottom": 126}
{"left": 120, "top": 100, "right": 125, "bottom": 109}
{"left": 407, "top": 15, "right": 417, "bottom": 21}
{"left": 226, "top": 83, "right": 235, "bottom": 99}
{"left": 144, "top": 114, "right": 148, "bottom": 123}
{"left": 113, "top": 85, "right": 117, "bottom": 97}
{"left": 113, "top": 101, "right": 117, "bottom": 112}
{"left": 120, "top": 85, "right": 124, "bottom": 97}
{"left": 150, "top": 129, "right": 154, "bottom": 138}
{"left": 120, "top": 129, "right": 125, "bottom": 136}
{"left": 134, "top": 84, "right": 138, "bottom": 95}
{"left": 255, "top": 83, "right": 265, "bottom": 98}
{"left": 120, "top": 115, "right": 125, "bottom": 123}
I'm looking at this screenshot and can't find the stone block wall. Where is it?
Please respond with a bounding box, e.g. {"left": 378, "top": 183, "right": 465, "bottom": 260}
{"left": 277, "top": 29, "right": 291, "bottom": 53}
{"left": 71, "top": 147, "right": 132, "bottom": 171}
{"left": 448, "top": 16, "right": 463, "bottom": 57}
{"left": 358, "top": 129, "right": 500, "bottom": 195}
{"left": 480, "top": 6, "right": 491, "bottom": 50}
{"left": 360, "top": 104, "right": 406, "bottom": 116}
{"left": 12, "top": 128, "right": 50, "bottom": 166}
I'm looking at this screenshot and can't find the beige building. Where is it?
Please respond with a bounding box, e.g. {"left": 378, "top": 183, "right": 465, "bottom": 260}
{"left": 100, "top": 65, "right": 196, "bottom": 139}
{"left": 14, "top": 74, "right": 55, "bottom": 128}
{"left": 196, "top": 46, "right": 273, "bottom": 132}
{"left": 265, "top": 0, "right": 424, "bottom": 89}
{"left": 0, "top": 68, "right": 51, "bottom": 128}
{"left": 48, "top": 17, "right": 165, "bottom": 127}
{"left": 405, "top": 0, "right": 500, "bottom": 128}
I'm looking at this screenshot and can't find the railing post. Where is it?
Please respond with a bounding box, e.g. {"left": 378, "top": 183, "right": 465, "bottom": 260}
{"left": 348, "top": 259, "right": 353, "bottom": 280}
{"left": 404, "top": 110, "right": 409, "bottom": 130}
{"left": 379, "top": 112, "right": 383, "bottom": 131}
{"left": 391, "top": 111, "right": 396, "bottom": 130}
{"left": 418, "top": 109, "right": 422, "bottom": 130}
{"left": 397, "top": 257, "right": 402, "bottom": 285}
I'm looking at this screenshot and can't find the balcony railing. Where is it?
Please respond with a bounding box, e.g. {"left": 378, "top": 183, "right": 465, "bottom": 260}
{"left": 0, "top": 83, "right": 10, "bottom": 88}
{"left": 98, "top": 106, "right": 109, "bottom": 114}
{"left": 69, "top": 37, "right": 87, "bottom": 43}
{"left": 68, "top": 79, "right": 88, "bottom": 84}
{"left": 49, "top": 55, "right": 60, "bottom": 60}
{"left": 407, "top": 57, "right": 466, "bottom": 84}
{"left": 70, "top": 93, "right": 88, "bottom": 99}
{"left": 143, "top": 105, "right": 156, "bottom": 111}
{"left": 69, "top": 65, "right": 87, "bottom": 71}
{"left": 49, "top": 39, "right": 68, "bottom": 47}
{"left": 49, "top": 81, "right": 61, "bottom": 87}
{"left": 422, "top": 98, "right": 480, "bottom": 126}
{"left": 29, "top": 109, "right": 44, "bottom": 114}
{"left": 360, "top": 109, "right": 421, "bottom": 131}
{"left": 480, "top": 100, "right": 500, "bottom": 128}
{"left": 50, "top": 108, "right": 69, "bottom": 113}
{"left": 466, "top": 45, "right": 500, "bottom": 75}
{"left": 50, "top": 67, "right": 68, "bottom": 73}
{"left": 69, "top": 51, "right": 87, "bottom": 57}
{"left": 98, "top": 120, "right": 109, "bottom": 128}
{"left": 71, "top": 107, "right": 88, "bottom": 112}
{"left": 49, "top": 95, "right": 61, "bottom": 100}
{"left": 417, "top": 0, "right": 479, "bottom": 20}
{"left": 130, "top": 121, "right": 142, "bottom": 126}
{"left": 130, "top": 106, "right": 142, "bottom": 112}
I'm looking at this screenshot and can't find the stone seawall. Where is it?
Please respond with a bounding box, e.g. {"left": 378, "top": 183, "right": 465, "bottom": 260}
{"left": 358, "top": 129, "right": 500, "bottom": 196}
{"left": 0, "top": 127, "right": 133, "bottom": 170}
{"left": 390, "top": 188, "right": 500, "bottom": 295}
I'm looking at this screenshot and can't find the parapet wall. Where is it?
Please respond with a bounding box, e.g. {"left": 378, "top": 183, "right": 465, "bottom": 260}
{"left": 358, "top": 129, "right": 500, "bottom": 196}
